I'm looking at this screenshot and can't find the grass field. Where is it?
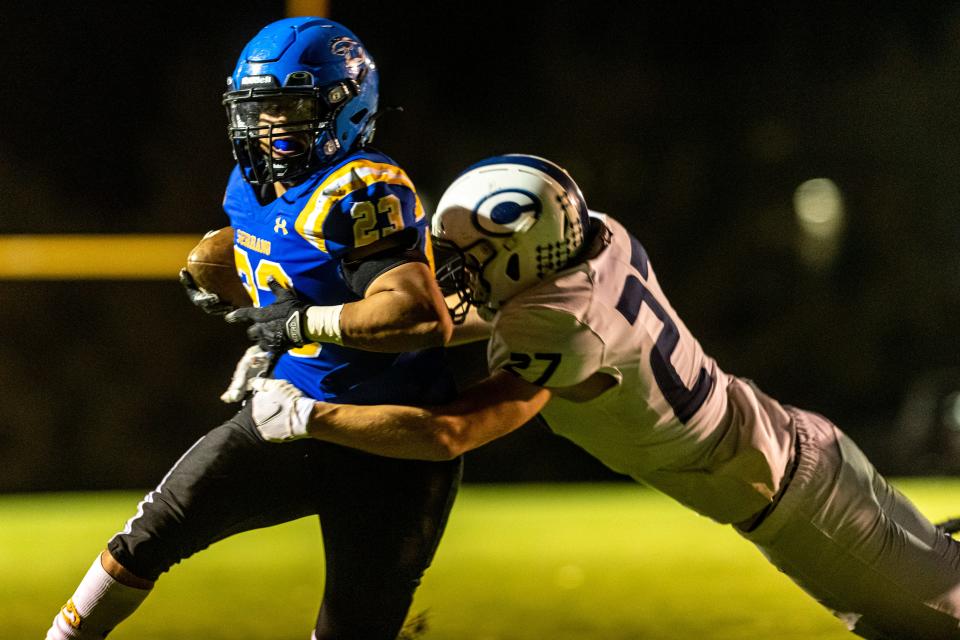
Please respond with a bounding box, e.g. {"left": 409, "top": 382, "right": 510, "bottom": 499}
{"left": 5, "top": 480, "right": 958, "bottom": 639}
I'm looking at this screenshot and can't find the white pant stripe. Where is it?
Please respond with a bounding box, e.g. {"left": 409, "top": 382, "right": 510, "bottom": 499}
{"left": 111, "top": 435, "right": 207, "bottom": 540}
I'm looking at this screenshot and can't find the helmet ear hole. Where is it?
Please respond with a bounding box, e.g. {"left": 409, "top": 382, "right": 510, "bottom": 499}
{"left": 350, "top": 108, "right": 368, "bottom": 124}
{"left": 506, "top": 253, "right": 520, "bottom": 281}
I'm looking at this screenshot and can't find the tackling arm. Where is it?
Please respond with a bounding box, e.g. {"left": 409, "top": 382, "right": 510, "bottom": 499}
{"left": 445, "top": 294, "right": 493, "bottom": 346}
{"left": 249, "top": 371, "right": 550, "bottom": 460}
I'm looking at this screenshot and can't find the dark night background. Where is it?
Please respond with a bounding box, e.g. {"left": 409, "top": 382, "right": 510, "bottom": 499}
{"left": 2, "top": 2, "right": 960, "bottom": 491}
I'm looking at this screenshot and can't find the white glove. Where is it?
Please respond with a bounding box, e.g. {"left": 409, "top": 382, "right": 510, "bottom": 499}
{"left": 221, "top": 345, "right": 274, "bottom": 403}
{"left": 247, "top": 377, "right": 315, "bottom": 442}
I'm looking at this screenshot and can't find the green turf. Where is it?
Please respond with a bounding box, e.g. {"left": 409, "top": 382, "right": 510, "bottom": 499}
{"left": 5, "top": 480, "right": 958, "bottom": 639}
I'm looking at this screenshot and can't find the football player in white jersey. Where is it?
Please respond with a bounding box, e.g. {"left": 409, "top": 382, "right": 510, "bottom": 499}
{"left": 246, "top": 154, "right": 960, "bottom": 639}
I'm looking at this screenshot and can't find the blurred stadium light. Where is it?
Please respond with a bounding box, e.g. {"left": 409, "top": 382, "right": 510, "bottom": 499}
{"left": 946, "top": 391, "right": 960, "bottom": 433}
{"left": 793, "top": 177, "right": 845, "bottom": 269}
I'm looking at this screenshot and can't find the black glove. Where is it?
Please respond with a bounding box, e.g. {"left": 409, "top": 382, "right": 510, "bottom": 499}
{"left": 225, "top": 277, "right": 310, "bottom": 353}
{"left": 179, "top": 269, "right": 234, "bottom": 316}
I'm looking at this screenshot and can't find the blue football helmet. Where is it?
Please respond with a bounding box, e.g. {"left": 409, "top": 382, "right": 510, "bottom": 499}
{"left": 223, "top": 17, "right": 379, "bottom": 185}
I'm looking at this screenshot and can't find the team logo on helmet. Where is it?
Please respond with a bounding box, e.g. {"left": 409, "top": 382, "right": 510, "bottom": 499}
{"left": 473, "top": 189, "right": 541, "bottom": 237}
{"left": 330, "top": 36, "right": 365, "bottom": 79}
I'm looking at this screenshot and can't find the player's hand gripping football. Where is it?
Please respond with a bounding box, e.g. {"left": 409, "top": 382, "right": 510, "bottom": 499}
{"left": 225, "top": 277, "right": 310, "bottom": 353}
{"left": 178, "top": 268, "right": 235, "bottom": 316}
{"left": 246, "top": 377, "right": 314, "bottom": 441}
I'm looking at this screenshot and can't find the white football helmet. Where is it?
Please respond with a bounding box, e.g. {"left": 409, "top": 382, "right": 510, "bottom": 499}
{"left": 432, "top": 155, "right": 590, "bottom": 321}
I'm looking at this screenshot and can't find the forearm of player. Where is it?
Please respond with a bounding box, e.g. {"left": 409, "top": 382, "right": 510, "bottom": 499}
{"left": 332, "top": 262, "right": 453, "bottom": 351}
{"left": 445, "top": 294, "right": 493, "bottom": 346}
{"left": 306, "top": 372, "right": 551, "bottom": 459}
{"left": 306, "top": 402, "right": 457, "bottom": 460}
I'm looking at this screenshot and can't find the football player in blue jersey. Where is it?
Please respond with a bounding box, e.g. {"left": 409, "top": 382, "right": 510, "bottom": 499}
{"left": 246, "top": 155, "right": 960, "bottom": 639}
{"left": 46, "top": 18, "right": 461, "bottom": 640}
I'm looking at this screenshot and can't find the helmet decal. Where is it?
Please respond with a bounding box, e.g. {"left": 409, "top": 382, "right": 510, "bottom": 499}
{"left": 535, "top": 240, "right": 573, "bottom": 278}
{"left": 329, "top": 37, "right": 366, "bottom": 79}
{"left": 472, "top": 189, "right": 541, "bottom": 237}
{"left": 463, "top": 154, "right": 588, "bottom": 226}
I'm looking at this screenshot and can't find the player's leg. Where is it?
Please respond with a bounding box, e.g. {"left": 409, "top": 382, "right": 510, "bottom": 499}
{"left": 312, "top": 445, "right": 462, "bottom": 640}
{"left": 46, "top": 406, "right": 323, "bottom": 639}
{"left": 45, "top": 552, "right": 153, "bottom": 640}
{"left": 828, "top": 429, "right": 960, "bottom": 638}
{"left": 741, "top": 409, "right": 960, "bottom": 639}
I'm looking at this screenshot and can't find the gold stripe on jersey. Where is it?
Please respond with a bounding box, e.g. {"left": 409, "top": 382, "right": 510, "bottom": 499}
{"left": 424, "top": 233, "right": 436, "bottom": 273}
{"left": 295, "top": 159, "right": 424, "bottom": 253}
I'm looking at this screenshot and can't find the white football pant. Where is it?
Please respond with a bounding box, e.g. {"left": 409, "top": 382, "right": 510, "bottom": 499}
{"left": 741, "top": 409, "right": 960, "bottom": 639}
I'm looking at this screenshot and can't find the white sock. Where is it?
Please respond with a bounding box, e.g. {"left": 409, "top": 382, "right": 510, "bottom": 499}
{"left": 46, "top": 556, "right": 151, "bottom": 639}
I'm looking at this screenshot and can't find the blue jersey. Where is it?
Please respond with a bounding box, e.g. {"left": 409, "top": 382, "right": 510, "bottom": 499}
{"left": 222, "top": 149, "right": 452, "bottom": 405}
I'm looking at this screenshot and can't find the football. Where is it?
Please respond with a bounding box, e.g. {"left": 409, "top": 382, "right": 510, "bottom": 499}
{"left": 185, "top": 227, "right": 251, "bottom": 308}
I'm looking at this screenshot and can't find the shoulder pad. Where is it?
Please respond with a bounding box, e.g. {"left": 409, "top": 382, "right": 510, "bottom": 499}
{"left": 294, "top": 157, "right": 425, "bottom": 258}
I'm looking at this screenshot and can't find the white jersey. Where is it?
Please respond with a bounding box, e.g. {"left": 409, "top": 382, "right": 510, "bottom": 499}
{"left": 487, "top": 213, "right": 795, "bottom": 524}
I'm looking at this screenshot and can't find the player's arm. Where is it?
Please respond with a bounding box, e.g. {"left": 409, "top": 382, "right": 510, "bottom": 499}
{"left": 309, "top": 371, "right": 548, "bottom": 459}
{"left": 249, "top": 371, "right": 550, "bottom": 460}
{"left": 445, "top": 294, "right": 493, "bottom": 346}
{"left": 227, "top": 240, "right": 452, "bottom": 353}
{"left": 337, "top": 253, "right": 453, "bottom": 351}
